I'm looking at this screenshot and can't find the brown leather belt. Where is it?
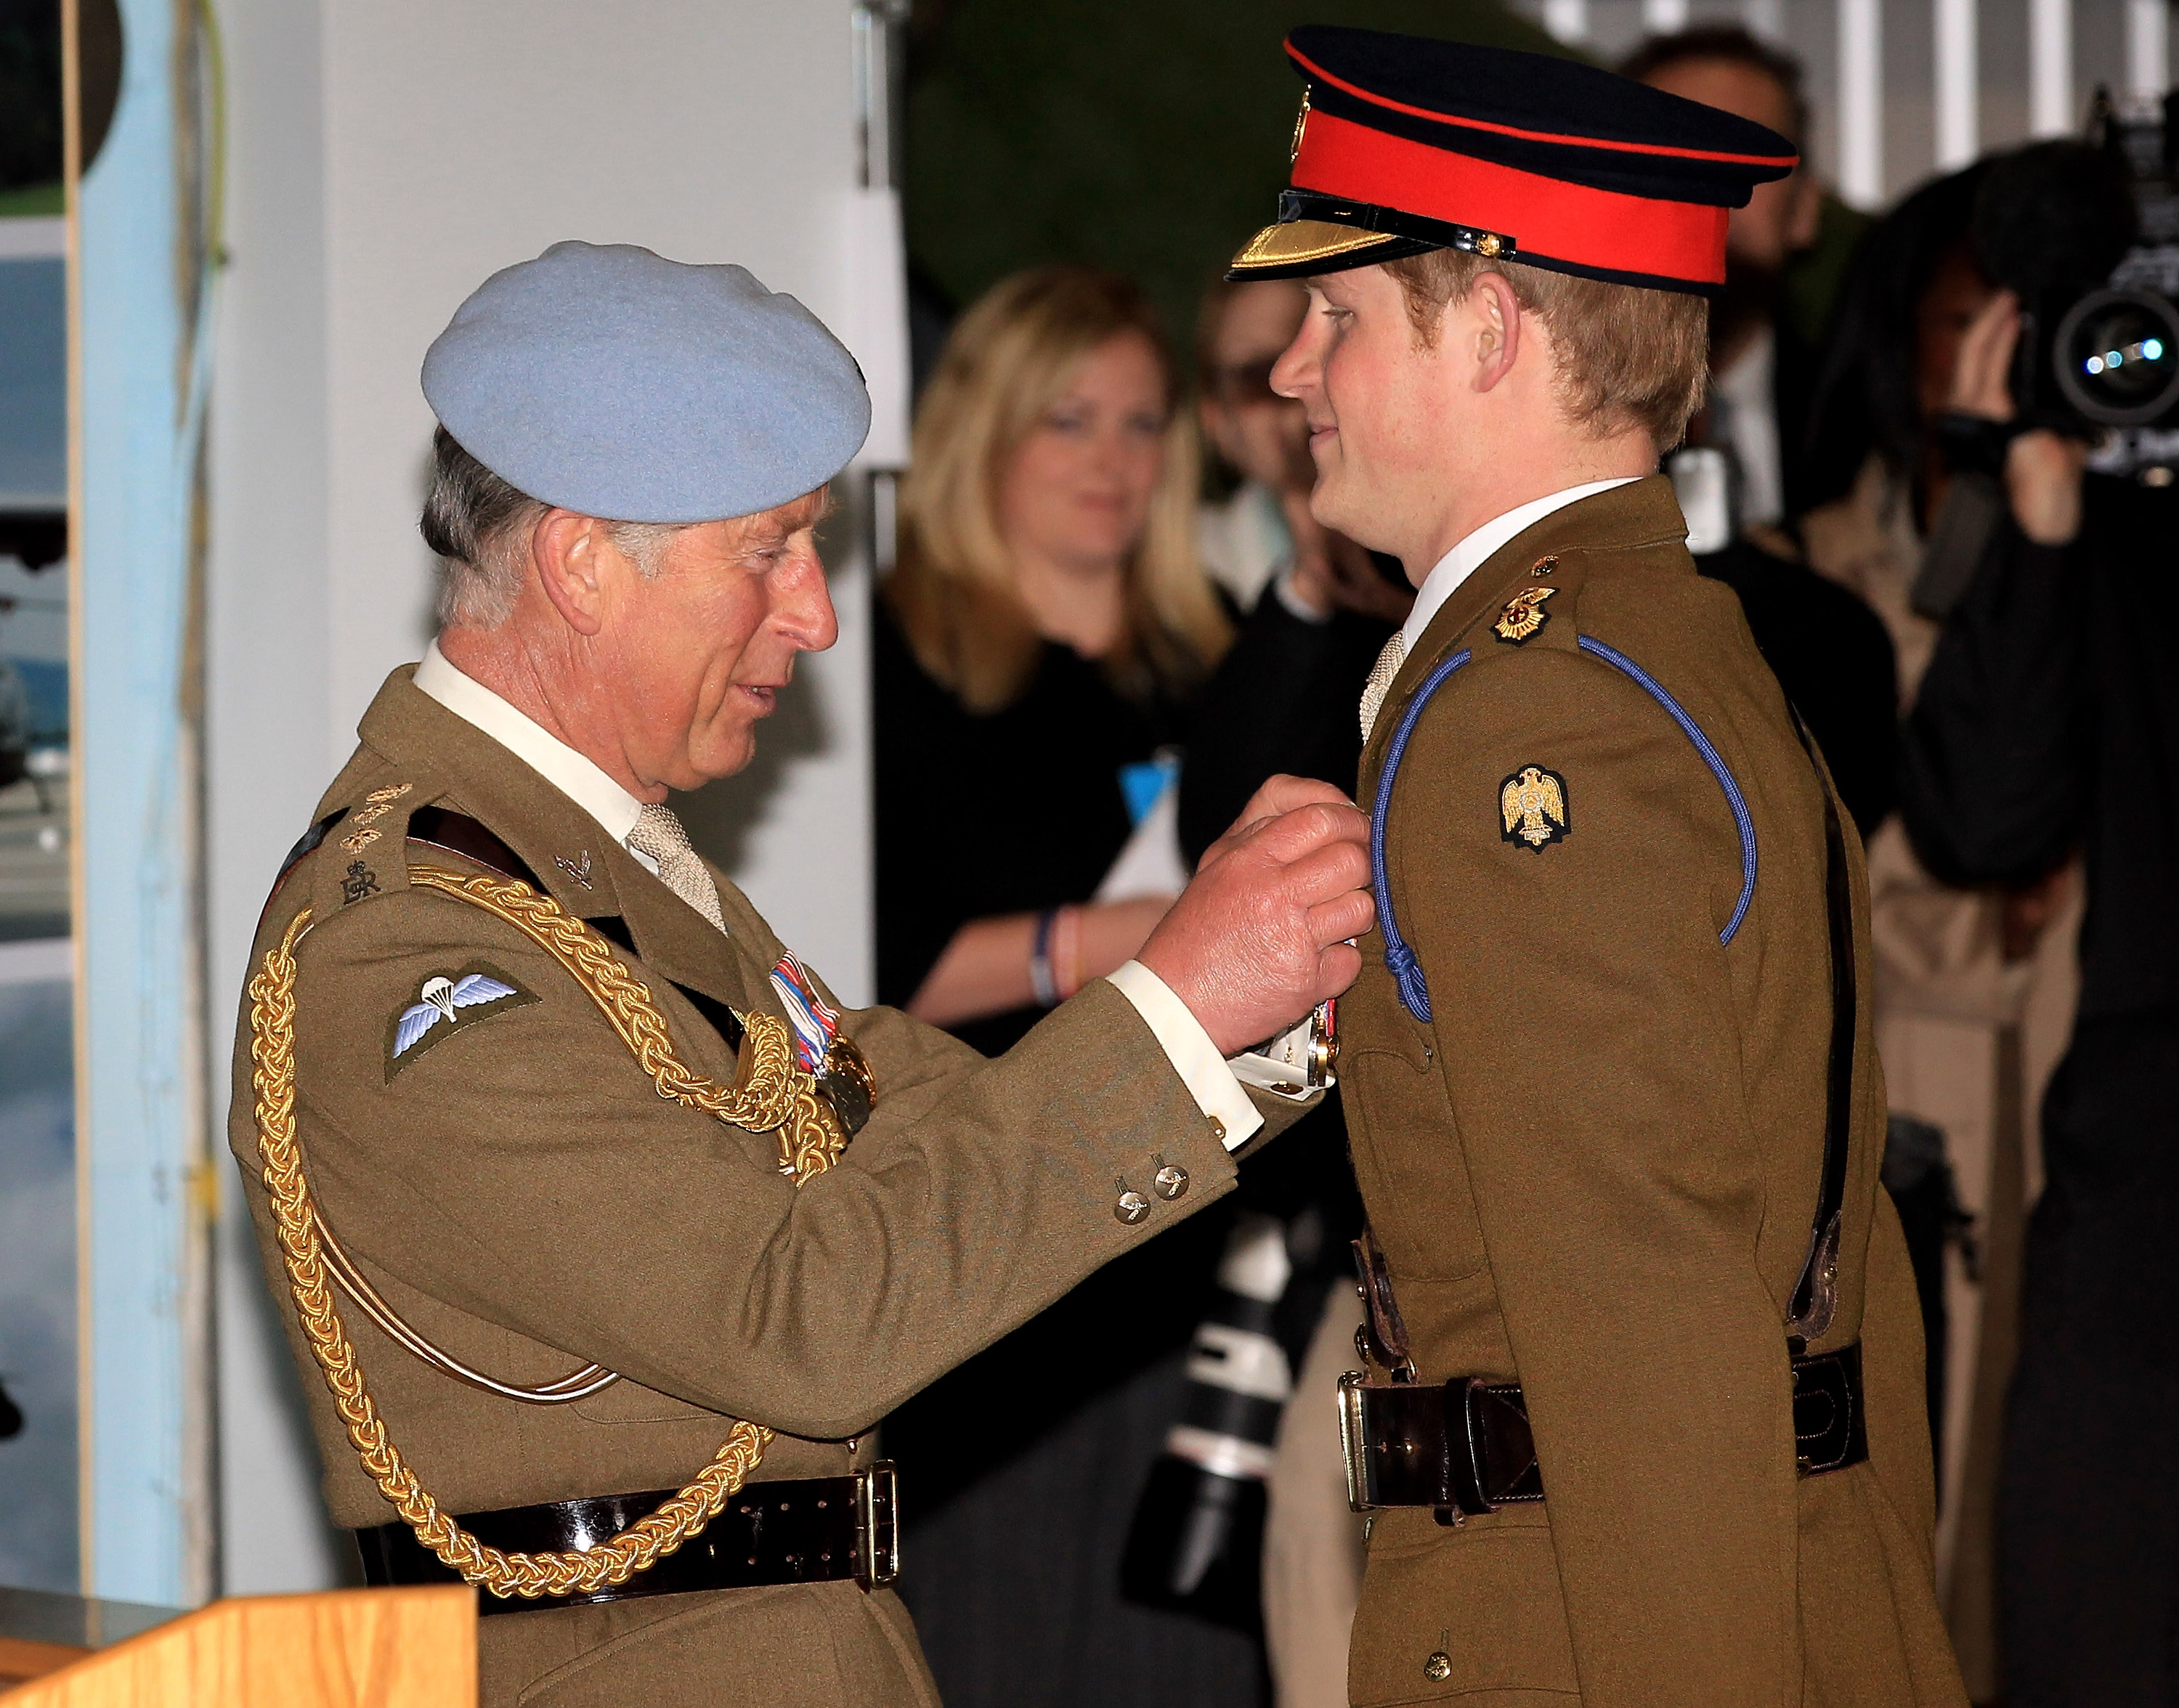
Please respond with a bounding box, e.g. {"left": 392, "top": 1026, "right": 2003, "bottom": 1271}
{"left": 355, "top": 1465, "right": 898, "bottom": 1614}
{"left": 1337, "top": 1345, "right": 1867, "bottom": 1523}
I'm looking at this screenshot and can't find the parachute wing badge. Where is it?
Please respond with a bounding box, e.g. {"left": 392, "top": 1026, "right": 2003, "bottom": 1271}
{"left": 386, "top": 965, "right": 536, "bottom": 1080}
{"left": 1499, "top": 765, "right": 1571, "bottom": 852}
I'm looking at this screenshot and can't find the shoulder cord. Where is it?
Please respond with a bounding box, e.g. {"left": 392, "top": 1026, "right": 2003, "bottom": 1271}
{"left": 1373, "top": 642, "right": 1852, "bottom": 1346}
{"left": 246, "top": 866, "right": 848, "bottom": 1601}
{"left": 1372, "top": 638, "right": 1761, "bottom": 1025}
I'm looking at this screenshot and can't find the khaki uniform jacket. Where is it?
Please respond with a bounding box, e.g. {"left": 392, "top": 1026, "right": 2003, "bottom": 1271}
{"left": 1339, "top": 479, "right": 1966, "bottom": 1708}
{"left": 227, "top": 668, "right": 1304, "bottom": 1708}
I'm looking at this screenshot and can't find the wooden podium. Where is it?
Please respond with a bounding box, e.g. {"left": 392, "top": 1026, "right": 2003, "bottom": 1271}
{"left": 0, "top": 1586, "right": 474, "bottom": 1707}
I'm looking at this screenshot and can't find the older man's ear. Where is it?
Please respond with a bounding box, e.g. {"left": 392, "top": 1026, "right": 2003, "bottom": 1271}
{"left": 530, "top": 509, "right": 612, "bottom": 638}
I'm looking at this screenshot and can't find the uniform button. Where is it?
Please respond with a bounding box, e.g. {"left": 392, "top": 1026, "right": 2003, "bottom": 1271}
{"left": 1207, "top": 1116, "right": 1227, "bottom": 1145}
{"left": 1153, "top": 1163, "right": 1189, "bottom": 1200}
{"left": 1424, "top": 1651, "right": 1453, "bottom": 1683}
{"left": 1114, "top": 1188, "right": 1151, "bottom": 1225}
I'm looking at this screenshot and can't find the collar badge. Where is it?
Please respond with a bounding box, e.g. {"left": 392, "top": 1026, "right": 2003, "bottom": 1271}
{"left": 1493, "top": 585, "right": 1557, "bottom": 644}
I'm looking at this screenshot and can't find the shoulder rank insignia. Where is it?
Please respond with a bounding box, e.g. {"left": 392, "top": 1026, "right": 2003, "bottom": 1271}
{"left": 386, "top": 963, "right": 537, "bottom": 1081}
{"left": 1493, "top": 585, "right": 1556, "bottom": 644}
{"left": 1500, "top": 765, "right": 1571, "bottom": 851}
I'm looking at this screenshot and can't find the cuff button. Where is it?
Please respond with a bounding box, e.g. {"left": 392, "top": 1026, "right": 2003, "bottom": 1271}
{"left": 1114, "top": 1187, "right": 1151, "bottom": 1225}
{"left": 1153, "top": 1162, "right": 1189, "bottom": 1200}
{"left": 1207, "top": 1116, "right": 1227, "bottom": 1146}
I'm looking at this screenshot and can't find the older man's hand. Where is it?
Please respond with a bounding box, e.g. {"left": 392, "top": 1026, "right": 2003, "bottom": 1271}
{"left": 1138, "top": 776, "right": 1373, "bottom": 1058}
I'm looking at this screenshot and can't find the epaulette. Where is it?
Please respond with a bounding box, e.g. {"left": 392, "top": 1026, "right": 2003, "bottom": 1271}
{"left": 1461, "top": 545, "right": 1589, "bottom": 659}
{"left": 259, "top": 776, "right": 469, "bottom": 931}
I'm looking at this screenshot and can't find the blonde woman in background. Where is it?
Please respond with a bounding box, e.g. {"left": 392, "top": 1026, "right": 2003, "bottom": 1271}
{"left": 877, "top": 264, "right": 1228, "bottom": 1052}
{"left": 872, "top": 266, "right": 1264, "bottom": 1708}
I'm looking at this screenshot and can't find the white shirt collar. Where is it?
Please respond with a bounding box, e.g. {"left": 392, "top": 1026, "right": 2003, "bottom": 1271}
{"left": 413, "top": 640, "right": 649, "bottom": 858}
{"left": 1400, "top": 477, "right": 1643, "bottom": 655}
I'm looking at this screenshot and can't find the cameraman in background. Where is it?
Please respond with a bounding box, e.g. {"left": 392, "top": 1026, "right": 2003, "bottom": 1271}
{"left": 1902, "top": 129, "right": 2179, "bottom": 1708}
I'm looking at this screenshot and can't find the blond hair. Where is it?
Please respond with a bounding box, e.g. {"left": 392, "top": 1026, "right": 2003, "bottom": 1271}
{"left": 1383, "top": 251, "right": 1709, "bottom": 450}
{"left": 886, "top": 267, "right": 1231, "bottom": 713}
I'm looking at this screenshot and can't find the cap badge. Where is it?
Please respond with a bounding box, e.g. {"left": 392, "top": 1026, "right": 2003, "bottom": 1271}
{"left": 1501, "top": 765, "right": 1571, "bottom": 851}
{"left": 1290, "top": 88, "right": 1311, "bottom": 164}
{"left": 1493, "top": 585, "right": 1557, "bottom": 644}
{"left": 386, "top": 963, "right": 536, "bottom": 1079}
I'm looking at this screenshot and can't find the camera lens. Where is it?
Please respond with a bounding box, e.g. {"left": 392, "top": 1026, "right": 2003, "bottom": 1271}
{"left": 2055, "top": 290, "right": 2179, "bottom": 425}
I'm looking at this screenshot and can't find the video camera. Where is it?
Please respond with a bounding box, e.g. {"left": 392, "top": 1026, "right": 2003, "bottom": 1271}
{"left": 1993, "top": 90, "right": 2179, "bottom": 479}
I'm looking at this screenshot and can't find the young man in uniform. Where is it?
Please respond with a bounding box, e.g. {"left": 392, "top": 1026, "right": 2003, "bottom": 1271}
{"left": 1226, "top": 29, "right": 1967, "bottom": 1706}
{"left": 227, "top": 241, "right": 1374, "bottom": 1707}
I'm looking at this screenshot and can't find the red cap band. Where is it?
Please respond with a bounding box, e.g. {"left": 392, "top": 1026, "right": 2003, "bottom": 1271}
{"left": 1294, "top": 110, "right": 1730, "bottom": 287}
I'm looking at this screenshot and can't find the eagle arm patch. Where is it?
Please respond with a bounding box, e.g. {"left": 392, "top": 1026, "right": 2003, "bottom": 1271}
{"left": 1499, "top": 765, "right": 1572, "bottom": 851}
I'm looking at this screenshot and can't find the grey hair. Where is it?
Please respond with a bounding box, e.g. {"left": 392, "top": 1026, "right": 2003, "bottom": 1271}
{"left": 419, "top": 427, "right": 686, "bottom": 629}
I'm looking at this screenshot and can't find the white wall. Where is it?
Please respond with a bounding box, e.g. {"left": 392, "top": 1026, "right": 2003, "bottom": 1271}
{"left": 206, "top": 0, "right": 877, "bottom": 1593}
{"left": 1518, "top": 0, "right": 2170, "bottom": 210}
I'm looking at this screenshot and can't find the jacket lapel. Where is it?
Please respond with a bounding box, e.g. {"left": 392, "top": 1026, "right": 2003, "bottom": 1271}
{"left": 354, "top": 667, "right": 758, "bottom": 1017}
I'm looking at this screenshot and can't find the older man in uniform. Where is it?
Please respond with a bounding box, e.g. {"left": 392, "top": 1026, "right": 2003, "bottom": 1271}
{"left": 1225, "top": 29, "right": 1968, "bottom": 1707}
{"left": 227, "top": 242, "right": 1375, "bottom": 1707}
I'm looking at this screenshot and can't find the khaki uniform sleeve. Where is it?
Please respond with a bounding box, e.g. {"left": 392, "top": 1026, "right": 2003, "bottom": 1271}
{"left": 1393, "top": 646, "right": 1801, "bottom": 1704}
{"left": 281, "top": 884, "right": 1239, "bottom": 1443}
{"left": 815, "top": 951, "right": 1320, "bottom": 1150}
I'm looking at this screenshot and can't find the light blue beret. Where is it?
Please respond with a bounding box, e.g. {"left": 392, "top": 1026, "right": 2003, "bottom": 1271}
{"left": 421, "top": 241, "right": 870, "bottom": 524}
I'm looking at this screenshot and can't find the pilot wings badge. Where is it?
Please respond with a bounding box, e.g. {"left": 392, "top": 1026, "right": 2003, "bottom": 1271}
{"left": 1500, "top": 765, "right": 1571, "bottom": 852}
{"left": 385, "top": 964, "right": 537, "bottom": 1081}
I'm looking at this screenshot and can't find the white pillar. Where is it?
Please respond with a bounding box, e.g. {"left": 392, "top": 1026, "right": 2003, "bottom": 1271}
{"left": 1643, "top": 0, "right": 1690, "bottom": 30}
{"left": 2127, "top": 0, "right": 2169, "bottom": 102}
{"left": 1742, "top": 0, "right": 1786, "bottom": 44}
{"left": 1934, "top": 0, "right": 1979, "bottom": 170}
{"left": 1838, "top": 0, "right": 1886, "bottom": 210}
{"left": 1541, "top": 0, "right": 1588, "bottom": 44}
{"left": 2029, "top": 0, "right": 2076, "bottom": 137}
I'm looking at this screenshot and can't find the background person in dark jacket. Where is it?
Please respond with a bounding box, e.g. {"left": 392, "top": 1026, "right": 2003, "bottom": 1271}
{"left": 1903, "top": 266, "right": 2179, "bottom": 1708}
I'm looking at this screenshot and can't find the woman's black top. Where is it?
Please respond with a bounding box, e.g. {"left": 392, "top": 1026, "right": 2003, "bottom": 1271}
{"left": 872, "top": 599, "right": 1189, "bottom": 1058}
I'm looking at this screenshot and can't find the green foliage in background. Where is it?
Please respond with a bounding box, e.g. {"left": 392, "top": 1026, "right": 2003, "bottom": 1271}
{"left": 0, "top": 181, "right": 62, "bottom": 216}
{"left": 904, "top": 0, "right": 1570, "bottom": 343}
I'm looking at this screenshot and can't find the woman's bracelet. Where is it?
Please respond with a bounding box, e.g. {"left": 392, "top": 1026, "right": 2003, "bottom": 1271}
{"left": 1029, "top": 907, "right": 1063, "bottom": 1009}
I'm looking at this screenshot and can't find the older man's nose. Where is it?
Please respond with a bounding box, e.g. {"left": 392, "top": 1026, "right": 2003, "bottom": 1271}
{"left": 777, "top": 550, "right": 839, "bottom": 652}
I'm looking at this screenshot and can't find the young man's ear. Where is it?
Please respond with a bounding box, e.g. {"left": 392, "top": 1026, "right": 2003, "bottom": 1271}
{"left": 1468, "top": 272, "right": 1524, "bottom": 394}
{"left": 532, "top": 511, "right": 609, "bottom": 637}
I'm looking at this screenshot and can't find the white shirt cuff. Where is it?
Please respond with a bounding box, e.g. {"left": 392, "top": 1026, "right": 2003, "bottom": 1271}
{"left": 1105, "top": 960, "right": 1262, "bottom": 1152}
{"left": 1272, "top": 566, "right": 1333, "bottom": 625}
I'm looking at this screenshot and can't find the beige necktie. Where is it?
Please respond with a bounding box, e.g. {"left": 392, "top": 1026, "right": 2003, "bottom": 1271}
{"left": 1358, "top": 631, "right": 1408, "bottom": 744}
{"left": 627, "top": 802, "right": 726, "bottom": 935}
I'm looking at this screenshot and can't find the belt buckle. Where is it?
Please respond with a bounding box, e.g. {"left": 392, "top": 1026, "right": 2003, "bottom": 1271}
{"left": 1337, "top": 1372, "right": 1375, "bottom": 1512}
{"left": 854, "top": 1461, "right": 899, "bottom": 1589}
